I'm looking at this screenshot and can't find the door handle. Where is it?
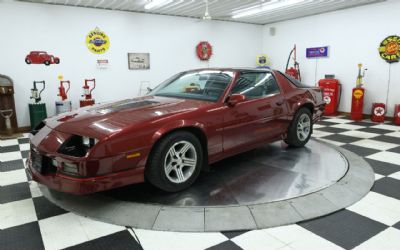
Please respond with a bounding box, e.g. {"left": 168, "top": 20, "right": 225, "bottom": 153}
{"left": 276, "top": 100, "right": 284, "bottom": 106}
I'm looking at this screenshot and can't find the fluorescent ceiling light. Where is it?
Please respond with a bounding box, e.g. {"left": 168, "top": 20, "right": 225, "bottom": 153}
{"left": 145, "top": 0, "right": 173, "bottom": 10}
{"left": 232, "top": 0, "right": 305, "bottom": 19}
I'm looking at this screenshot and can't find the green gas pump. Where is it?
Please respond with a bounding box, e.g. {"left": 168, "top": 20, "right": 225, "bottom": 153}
{"left": 29, "top": 81, "right": 47, "bottom": 129}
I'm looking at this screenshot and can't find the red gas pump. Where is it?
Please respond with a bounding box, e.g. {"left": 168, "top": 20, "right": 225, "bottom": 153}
{"left": 350, "top": 64, "right": 367, "bottom": 121}
{"left": 80, "top": 79, "right": 96, "bottom": 107}
{"left": 394, "top": 104, "right": 400, "bottom": 125}
{"left": 55, "top": 80, "right": 72, "bottom": 115}
{"left": 58, "top": 80, "right": 70, "bottom": 101}
{"left": 371, "top": 103, "right": 386, "bottom": 123}
{"left": 318, "top": 76, "right": 341, "bottom": 116}
{"left": 285, "top": 44, "right": 301, "bottom": 81}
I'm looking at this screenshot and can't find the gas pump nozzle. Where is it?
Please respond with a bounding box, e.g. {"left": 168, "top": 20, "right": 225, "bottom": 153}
{"left": 30, "top": 81, "right": 46, "bottom": 103}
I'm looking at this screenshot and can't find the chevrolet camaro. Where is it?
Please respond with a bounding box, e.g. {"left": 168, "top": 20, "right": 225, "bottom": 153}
{"left": 27, "top": 68, "right": 324, "bottom": 194}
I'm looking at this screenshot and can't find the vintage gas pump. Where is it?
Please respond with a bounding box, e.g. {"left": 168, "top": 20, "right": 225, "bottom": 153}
{"left": 0, "top": 74, "right": 18, "bottom": 136}
{"left": 318, "top": 75, "right": 341, "bottom": 116}
{"left": 55, "top": 80, "right": 72, "bottom": 115}
{"left": 350, "top": 64, "right": 367, "bottom": 121}
{"left": 80, "top": 78, "right": 96, "bottom": 107}
{"left": 285, "top": 44, "right": 301, "bottom": 81}
{"left": 29, "top": 81, "right": 47, "bottom": 129}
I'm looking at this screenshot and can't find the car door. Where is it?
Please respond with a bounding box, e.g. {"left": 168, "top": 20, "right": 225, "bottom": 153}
{"left": 222, "top": 71, "right": 288, "bottom": 155}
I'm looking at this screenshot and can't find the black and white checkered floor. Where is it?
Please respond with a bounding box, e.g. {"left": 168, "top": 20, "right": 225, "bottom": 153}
{"left": 1, "top": 115, "right": 400, "bottom": 250}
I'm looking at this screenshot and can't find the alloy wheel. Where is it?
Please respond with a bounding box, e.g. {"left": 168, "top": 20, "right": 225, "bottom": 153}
{"left": 297, "top": 113, "right": 311, "bottom": 141}
{"left": 164, "top": 140, "right": 197, "bottom": 184}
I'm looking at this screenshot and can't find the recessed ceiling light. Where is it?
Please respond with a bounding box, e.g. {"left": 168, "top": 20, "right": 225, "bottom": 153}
{"left": 144, "top": 0, "right": 173, "bottom": 10}
{"left": 232, "top": 0, "right": 306, "bottom": 19}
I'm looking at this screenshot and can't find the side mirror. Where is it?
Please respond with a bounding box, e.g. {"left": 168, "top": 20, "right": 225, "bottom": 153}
{"left": 227, "top": 94, "right": 246, "bottom": 106}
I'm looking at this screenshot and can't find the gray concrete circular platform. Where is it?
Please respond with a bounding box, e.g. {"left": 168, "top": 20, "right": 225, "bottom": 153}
{"left": 40, "top": 139, "right": 375, "bottom": 232}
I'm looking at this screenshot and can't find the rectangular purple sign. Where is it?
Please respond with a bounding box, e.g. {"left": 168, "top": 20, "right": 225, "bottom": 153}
{"left": 306, "top": 46, "right": 329, "bottom": 58}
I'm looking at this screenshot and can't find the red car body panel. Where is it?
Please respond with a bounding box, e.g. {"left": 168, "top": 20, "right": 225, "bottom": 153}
{"left": 27, "top": 68, "right": 324, "bottom": 194}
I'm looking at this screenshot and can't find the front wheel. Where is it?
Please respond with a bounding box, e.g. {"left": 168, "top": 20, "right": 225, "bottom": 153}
{"left": 285, "top": 107, "right": 313, "bottom": 147}
{"left": 145, "top": 131, "right": 203, "bottom": 192}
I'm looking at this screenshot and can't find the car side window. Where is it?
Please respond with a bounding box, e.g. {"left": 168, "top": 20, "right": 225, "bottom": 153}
{"left": 231, "top": 72, "right": 280, "bottom": 99}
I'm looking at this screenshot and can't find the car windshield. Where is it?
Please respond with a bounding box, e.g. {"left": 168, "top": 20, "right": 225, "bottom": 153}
{"left": 150, "top": 70, "right": 234, "bottom": 102}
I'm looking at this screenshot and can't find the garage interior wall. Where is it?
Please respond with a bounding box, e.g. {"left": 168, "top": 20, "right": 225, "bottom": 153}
{"left": 262, "top": 0, "right": 400, "bottom": 117}
{"left": 0, "top": 1, "right": 262, "bottom": 127}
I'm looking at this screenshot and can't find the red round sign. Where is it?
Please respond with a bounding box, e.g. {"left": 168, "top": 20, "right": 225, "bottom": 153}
{"left": 196, "top": 41, "right": 212, "bottom": 60}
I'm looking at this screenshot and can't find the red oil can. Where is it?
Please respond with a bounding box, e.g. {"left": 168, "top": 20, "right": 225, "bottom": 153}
{"left": 371, "top": 103, "right": 386, "bottom": 123}
{"left": 394, "top": 104, "right": 400, "bottom": 125}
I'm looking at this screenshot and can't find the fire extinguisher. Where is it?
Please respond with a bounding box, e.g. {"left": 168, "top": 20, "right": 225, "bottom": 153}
{"left": 58, "top": 80, "right": 70, "bottom": 101}
{"left": 80, "top": 79, "right": 96, "bottom": 107}
{"left": 285, "top": 44, "right": 301, "bottom": 81}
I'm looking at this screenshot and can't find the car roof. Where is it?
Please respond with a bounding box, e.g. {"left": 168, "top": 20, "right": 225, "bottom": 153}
{"left": 183, "top": 67, "right": 274, "bottom": 73}
{"left": 30, "top": 51, "right": 47, "bottom": 53}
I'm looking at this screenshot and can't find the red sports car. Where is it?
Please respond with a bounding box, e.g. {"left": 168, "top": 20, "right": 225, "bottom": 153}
{"left": 27, "top": 68, "right": 324, "bottom": 194}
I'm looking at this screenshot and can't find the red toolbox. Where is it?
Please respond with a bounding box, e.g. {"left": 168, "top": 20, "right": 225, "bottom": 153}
{"left": 371, "top": 103, "right": 386, "bottom": 123}
{"left": 318, "top": 77, "right": 341, "bottom": 116}
{"left": 394, "top": 104, "right": 400, "bottom": 125}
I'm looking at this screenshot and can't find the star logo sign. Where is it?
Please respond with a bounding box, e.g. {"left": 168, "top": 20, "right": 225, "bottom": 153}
{"left": 374, "top": 107, "right": 385, "bottom": 116}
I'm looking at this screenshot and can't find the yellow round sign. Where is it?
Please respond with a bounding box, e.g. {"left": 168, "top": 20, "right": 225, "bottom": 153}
{"left": 353, "top": 89, "right": 364, "bottom": 99}
{"left": 256, "top": 54, "right": 270, "bottom": 67}
{"left": 378, "top": 35, "right": 400, "bottom": 63}
{"left": 86, "top": 28, "right": 110, "bottom": 54}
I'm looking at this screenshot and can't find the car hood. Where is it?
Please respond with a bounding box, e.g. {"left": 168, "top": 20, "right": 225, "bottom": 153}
{"left": 46, "top": 95, "right": 212, "bottom": 139}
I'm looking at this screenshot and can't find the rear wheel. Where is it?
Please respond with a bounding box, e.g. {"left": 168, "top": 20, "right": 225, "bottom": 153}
{"left": 44, "top": 61, "right": 50, "bottom": 66}
{"left": 145, "top": 131, "right": 203, "bottom": 192}
{"left": 285, "top": 107, "right": 313, "bottom": 147}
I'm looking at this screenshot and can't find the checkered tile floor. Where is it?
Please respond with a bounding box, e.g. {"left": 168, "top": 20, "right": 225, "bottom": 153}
{"left": 2, "top": 116, "right": 400, "bottom": 250}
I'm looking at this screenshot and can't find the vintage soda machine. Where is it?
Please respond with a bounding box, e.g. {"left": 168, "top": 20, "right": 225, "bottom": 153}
{"left": 80, "top": 78, "right": 96, "bottom": 107}
{"left": 350, "top": 64, "right": 367, "bottom": 121}
{"left": 318, "top": 75, "right": 341, "bottom": 116}
{"left": 0, "top": 74, "right": 18, "bottom": 136}
{"left": 29, "top": 81, "right": 47, "bottom": 129}
{"left": 371, "top": 103, "right": 386, "bottom": 123}
{"left": 55, "top": 80, "right": 72, "bottom": 115}
{"left": 285, "top": 44, "right": 301, "bottom": 81}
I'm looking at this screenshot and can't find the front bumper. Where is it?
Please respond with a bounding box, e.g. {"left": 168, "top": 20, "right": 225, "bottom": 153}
{"left": 27, "top": 156, "right": 145, "bottom": 195}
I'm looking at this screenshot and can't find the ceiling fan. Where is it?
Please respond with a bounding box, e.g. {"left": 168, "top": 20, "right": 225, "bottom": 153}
{"left": 202, "top": 0, "right": 212, "bottom": 20}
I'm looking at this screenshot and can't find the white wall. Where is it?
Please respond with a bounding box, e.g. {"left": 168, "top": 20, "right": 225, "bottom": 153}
{"left": 0, "top": 1, "right": 262, "bottom": 127}
{"left": 262, "top": 0, "right": 400, "bottom": 116}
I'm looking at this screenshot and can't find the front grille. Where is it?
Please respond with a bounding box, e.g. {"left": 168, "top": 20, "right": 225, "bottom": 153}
{"left": 30, "top": 148, "right": 57, "bottom": 175}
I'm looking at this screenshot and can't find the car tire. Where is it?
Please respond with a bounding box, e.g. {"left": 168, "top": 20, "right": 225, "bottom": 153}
{"left": 145, "top": 131, "right": 203, "bottom": 192}
{"left": 284, "top": 107, "right": 313, "bottom": 147}
{"left": 54, "top": 59, "right": 60, "bottom": 64}
{"left": 44, "top": 61, "right": 50, "bottom": 66}
{"left": 25, "top": 59, "right": 31, "bottom": 64}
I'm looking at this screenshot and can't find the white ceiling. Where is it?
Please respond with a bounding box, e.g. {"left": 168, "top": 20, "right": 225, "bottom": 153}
{"left": 18, "top": 0, "right": 385, "bottom": 25}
